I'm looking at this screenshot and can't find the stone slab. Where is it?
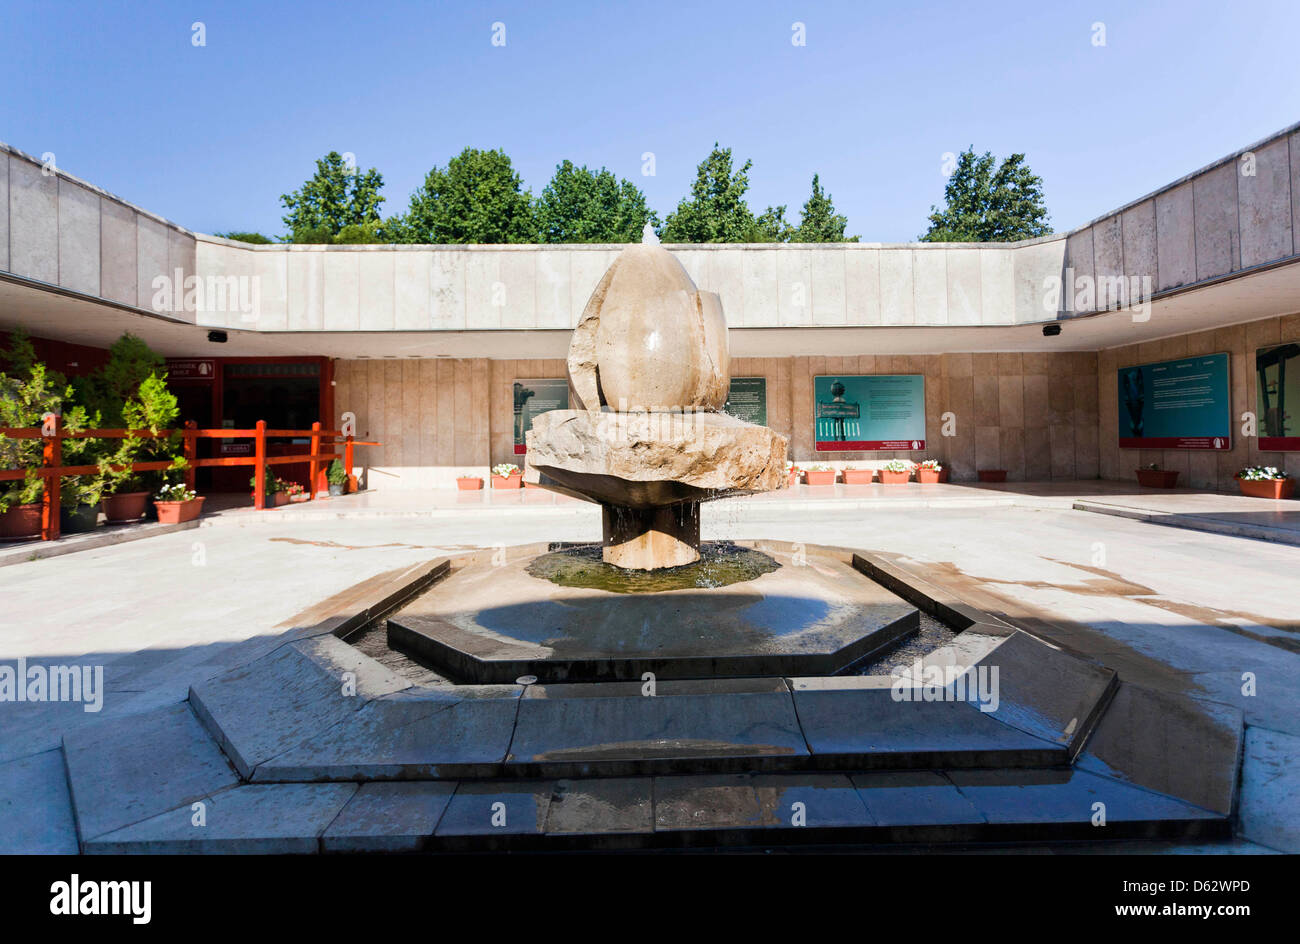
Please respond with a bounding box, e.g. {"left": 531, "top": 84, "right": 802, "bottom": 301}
{"left": 851, "top": 771, "right": 985, "bottom": 827}
{"left": 789, "top": 676, "right": 1067, "bottom": 769}
{"left": 0, "top": 749, "right": 79, "bottom": 853}
{"left": 389, "top": 544, "right": 919, "bottom": 682}
{"left": 190, "top": 634, "right": 412, "bottom": 778}
{"left": 1236, "top": 725, "right": 1300, "bottom": 852}
{"left": 947, "top": 768, "right": 1226, "bottom": 839}
{"left": 544, "top": 777, "right": 655, "bottom": 838}
{"left": 504, "top": 678, "right": 809, "bottom": 778}
{"left": 63, "top": 702, "right": 239, "bottom": 843}
{"left": 321, "top": 781, "right": 457, "bottom": 853}
{"left": 1076, "top": 683, "right": 1243, "bottom": 815}
{"left": 433, "top": 781, "right": 555, "bottom": 847}
{"left": 252, "top": 685, "right": 523, "bottom": 782}
{"left": 87, "top": 783, "right": 357, "bottom": 854}
{"left": 965, "top": 630, "right": 1118, "bottom": 754}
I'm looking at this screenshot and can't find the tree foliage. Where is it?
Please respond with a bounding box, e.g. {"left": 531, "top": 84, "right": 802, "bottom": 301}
{"left": 215, "top": 231, "right": 274, "bottom": 244}
{"left": 661, "top": 145, "right": 791, "bottom": 243}
{"left": 534, "top": 161, "right": 659, "bottom": 243}
{"left": 398, "top": 148, "right": 535, "bottom": 244}
{"left": 921, "top": 149, "right": 1050, "bottom": 242}
{"left": 790, "top": 174, "right": 858, "bottom": 242}
{"left": 280, "top": 152, "right": 386, "bottom": 243}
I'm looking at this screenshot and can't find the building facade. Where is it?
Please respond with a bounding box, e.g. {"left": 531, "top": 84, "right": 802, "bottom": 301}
{"left": 3, "top": 122, "right": 1300, "bottom": 491}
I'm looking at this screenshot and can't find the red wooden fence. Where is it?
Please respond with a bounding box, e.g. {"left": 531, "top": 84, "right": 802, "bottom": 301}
{"left": 0, "top": 417, "right": 377, "bottom": 541}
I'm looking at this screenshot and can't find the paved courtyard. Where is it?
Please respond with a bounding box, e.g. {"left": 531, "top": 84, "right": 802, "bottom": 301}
{"left": 1, "top": 484, "right": 1297, "bottom": 853}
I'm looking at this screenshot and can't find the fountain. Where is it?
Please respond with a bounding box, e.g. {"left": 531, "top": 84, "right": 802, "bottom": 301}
{"left": 69, "top": 237, "right": 1239, "bottom": 854}
{"left": 386, "top": 241, "right": 923, "bottom": 683}
{"left": 524, "top": 238, "right": 787, "bottom": 569}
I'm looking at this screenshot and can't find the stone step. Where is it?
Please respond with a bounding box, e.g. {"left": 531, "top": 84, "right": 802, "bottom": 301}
{"left": 83, "top": 769, "right": 1229, "bottom": 854}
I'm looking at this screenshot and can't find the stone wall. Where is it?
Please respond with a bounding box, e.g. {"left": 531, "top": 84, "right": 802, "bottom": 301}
{"left": 1099, "top": 311, "right": 1300, "bottom": 489}
{"left": 334, "top": 351, "right": 1101, "bottom": 488}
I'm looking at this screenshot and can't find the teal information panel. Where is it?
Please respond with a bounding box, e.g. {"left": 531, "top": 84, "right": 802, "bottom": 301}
{"left": 724, "top": 377, "right": 767, "bottom": 426}
{"left": 1117, "top": 353, "right": 1231, "bottom": 450}
{"left": 814, "top": 375, "right": 926, "bottom": 450}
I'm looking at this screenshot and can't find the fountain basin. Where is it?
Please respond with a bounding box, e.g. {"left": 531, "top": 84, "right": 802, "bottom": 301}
{"left": 387, "top": 541, "right": 919, "bottom": 683}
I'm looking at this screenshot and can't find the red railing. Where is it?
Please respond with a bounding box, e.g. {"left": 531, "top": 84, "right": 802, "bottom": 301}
{"left": 0, "top": 417, "right": 378, "bottom": 541}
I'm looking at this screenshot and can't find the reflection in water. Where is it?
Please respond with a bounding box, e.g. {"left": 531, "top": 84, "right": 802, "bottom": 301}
{"left": 526, "top": 542, "right": 779, "bottom": 593}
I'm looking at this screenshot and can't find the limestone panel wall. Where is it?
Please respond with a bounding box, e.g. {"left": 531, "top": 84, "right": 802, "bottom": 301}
{"left": 192, "top": 239, "right": 1061, "bottom": 334}
{"left": 333, "top": 351, "right": 1100, "bottom": 489}
{"left": 1066, "top": 123, "right": 1300, "bottom": 315}
{"left": 0, "top": 143, "right": 197, "bottom": 322}
{"left": 1098, "top": 311, "right": 1300, "bottom": 490}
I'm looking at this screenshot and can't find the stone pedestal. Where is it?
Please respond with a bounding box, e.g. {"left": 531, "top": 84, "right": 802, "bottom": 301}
{"left": 601, "top": 503, "right": 701, "bottom": 570}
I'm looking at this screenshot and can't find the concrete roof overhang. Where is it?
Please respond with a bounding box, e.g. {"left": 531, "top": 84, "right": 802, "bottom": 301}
{"left": 2, "top": 255, "right": 1298, "bottom": 361}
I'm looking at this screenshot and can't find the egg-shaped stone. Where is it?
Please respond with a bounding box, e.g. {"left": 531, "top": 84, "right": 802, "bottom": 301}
{"left": 568, "top": 244, "right": 729, "bottom": 411}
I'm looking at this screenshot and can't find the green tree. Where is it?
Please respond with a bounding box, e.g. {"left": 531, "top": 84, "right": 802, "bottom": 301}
{"left": 790, "top": 174, "right": 858, "bottom": 242}
{"left": 399, "top": 148, "right": 535, "bottom": 244}
{"left": 661, "top": 145, "right": 790, "bottom": 243}
{"left": 72, "top": 333, "right": 165, "bottom": 429}
{"left": 535, "top": 161, "right": 659, "bottom": 242}
{"left": 0, "top": 330, "right": 92, "bottom": 512}
{"left": 215, "top": 231, "right": 274, "bottom": 244}
{"left": 281, "top": 152, "right": 386, "bottom": 243}
{"left": 921, "top": 148, "right": 1051, "bottom": 242}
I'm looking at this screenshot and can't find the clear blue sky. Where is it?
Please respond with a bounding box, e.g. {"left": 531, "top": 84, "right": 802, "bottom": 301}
{"left": 4, "top": 0, "right": 1298, "bottom": 242}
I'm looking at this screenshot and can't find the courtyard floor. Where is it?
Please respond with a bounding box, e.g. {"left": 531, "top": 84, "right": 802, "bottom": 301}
{"left": 1, "top": 483, "right": 1297, "bottom": 853}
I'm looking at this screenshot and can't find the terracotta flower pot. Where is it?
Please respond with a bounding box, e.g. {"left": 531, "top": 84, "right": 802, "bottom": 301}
{"left": 1136, "top": 469, "right": 1180, "bottom": 488}
{"left": 786, "top": 470, "right": 800, "bottom": 488}
{"left": 841, "top": 469, "right": 875, "bottom": 485}
{"left": 346, "top": 474, "right": 359, "bottom": 493}
{"left": 491, "top": 473, "right": 523, "bottom": 489}
{"left": 1236, "top": 478, "right": 1294, "bottom": 500}
{"left": 917, "top": 468, "right": 941, "bottom": 484}
{"left": 60, "top": 503, "right": 101, "bottom": 533}
{"left": 102, "top": 491, "right": 150, "bottom": 523}
{"left": 456, "top": 477, "right": 483, "bottom": 491}
{"left": 978, "top": 470, "right": 1008, "bottom": 483}
{"left": 274, "top": 492, "right": 289, "bottom": 506}
{"left": 879, "top": 470, "right": 911, "bottom": 484}
{"left": 0, "top": 503, "right": 42, "bottom": 541}
{"left": 805, "top": 469, "right": 836, "bottom": 486}
{"left": 156, "top": 496, "right": 205, "bottom": 524}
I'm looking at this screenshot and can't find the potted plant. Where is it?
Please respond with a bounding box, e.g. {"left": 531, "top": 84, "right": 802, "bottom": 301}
{"left": 0, "top": 330, "right": 93, "bottom": 540}
{"left": 879, "top": 459, "right": 912, "bottom": 484}
{"left": 785, "top": 460, "right": 801, "bottom": 488}
{"left": 917, "top": 459, "right": 943, "bottom": 484}
{"left": 154, "top": 482, "right": 204, "bottom": 524}
{"left": 1236, "top": 466, "right": 1294, "bottom": 500}
{"left": 456, "top": 474, "right": 483, "bottom": 490}
{"left": 1135, "top": 463, "right": 1180, "bottom": 488}
{"left": 842, "top": 466, "right": 875, "bottom": 485}
{"left": 327, "top": 459, "right": 347, "bottom": 496}
{"left": 96, "top": 371, "right": 183, "bottom": 522}
{"left": 978, "top": 469, "right": 1008, "bottom": 483}
{"left": 804, "top": 464, "right": 836, "bottom": 486}
{"left": 491, "top": 463, "right": 523, "bottom": 489}
{"left": 284, "top": 481, "right": 308, "bottom": 503}
{"left": 60, "top": 475, "right": 103, "bottom": 533}
{"left": 249, "top": 466, "right": 290, "bottom": 506}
